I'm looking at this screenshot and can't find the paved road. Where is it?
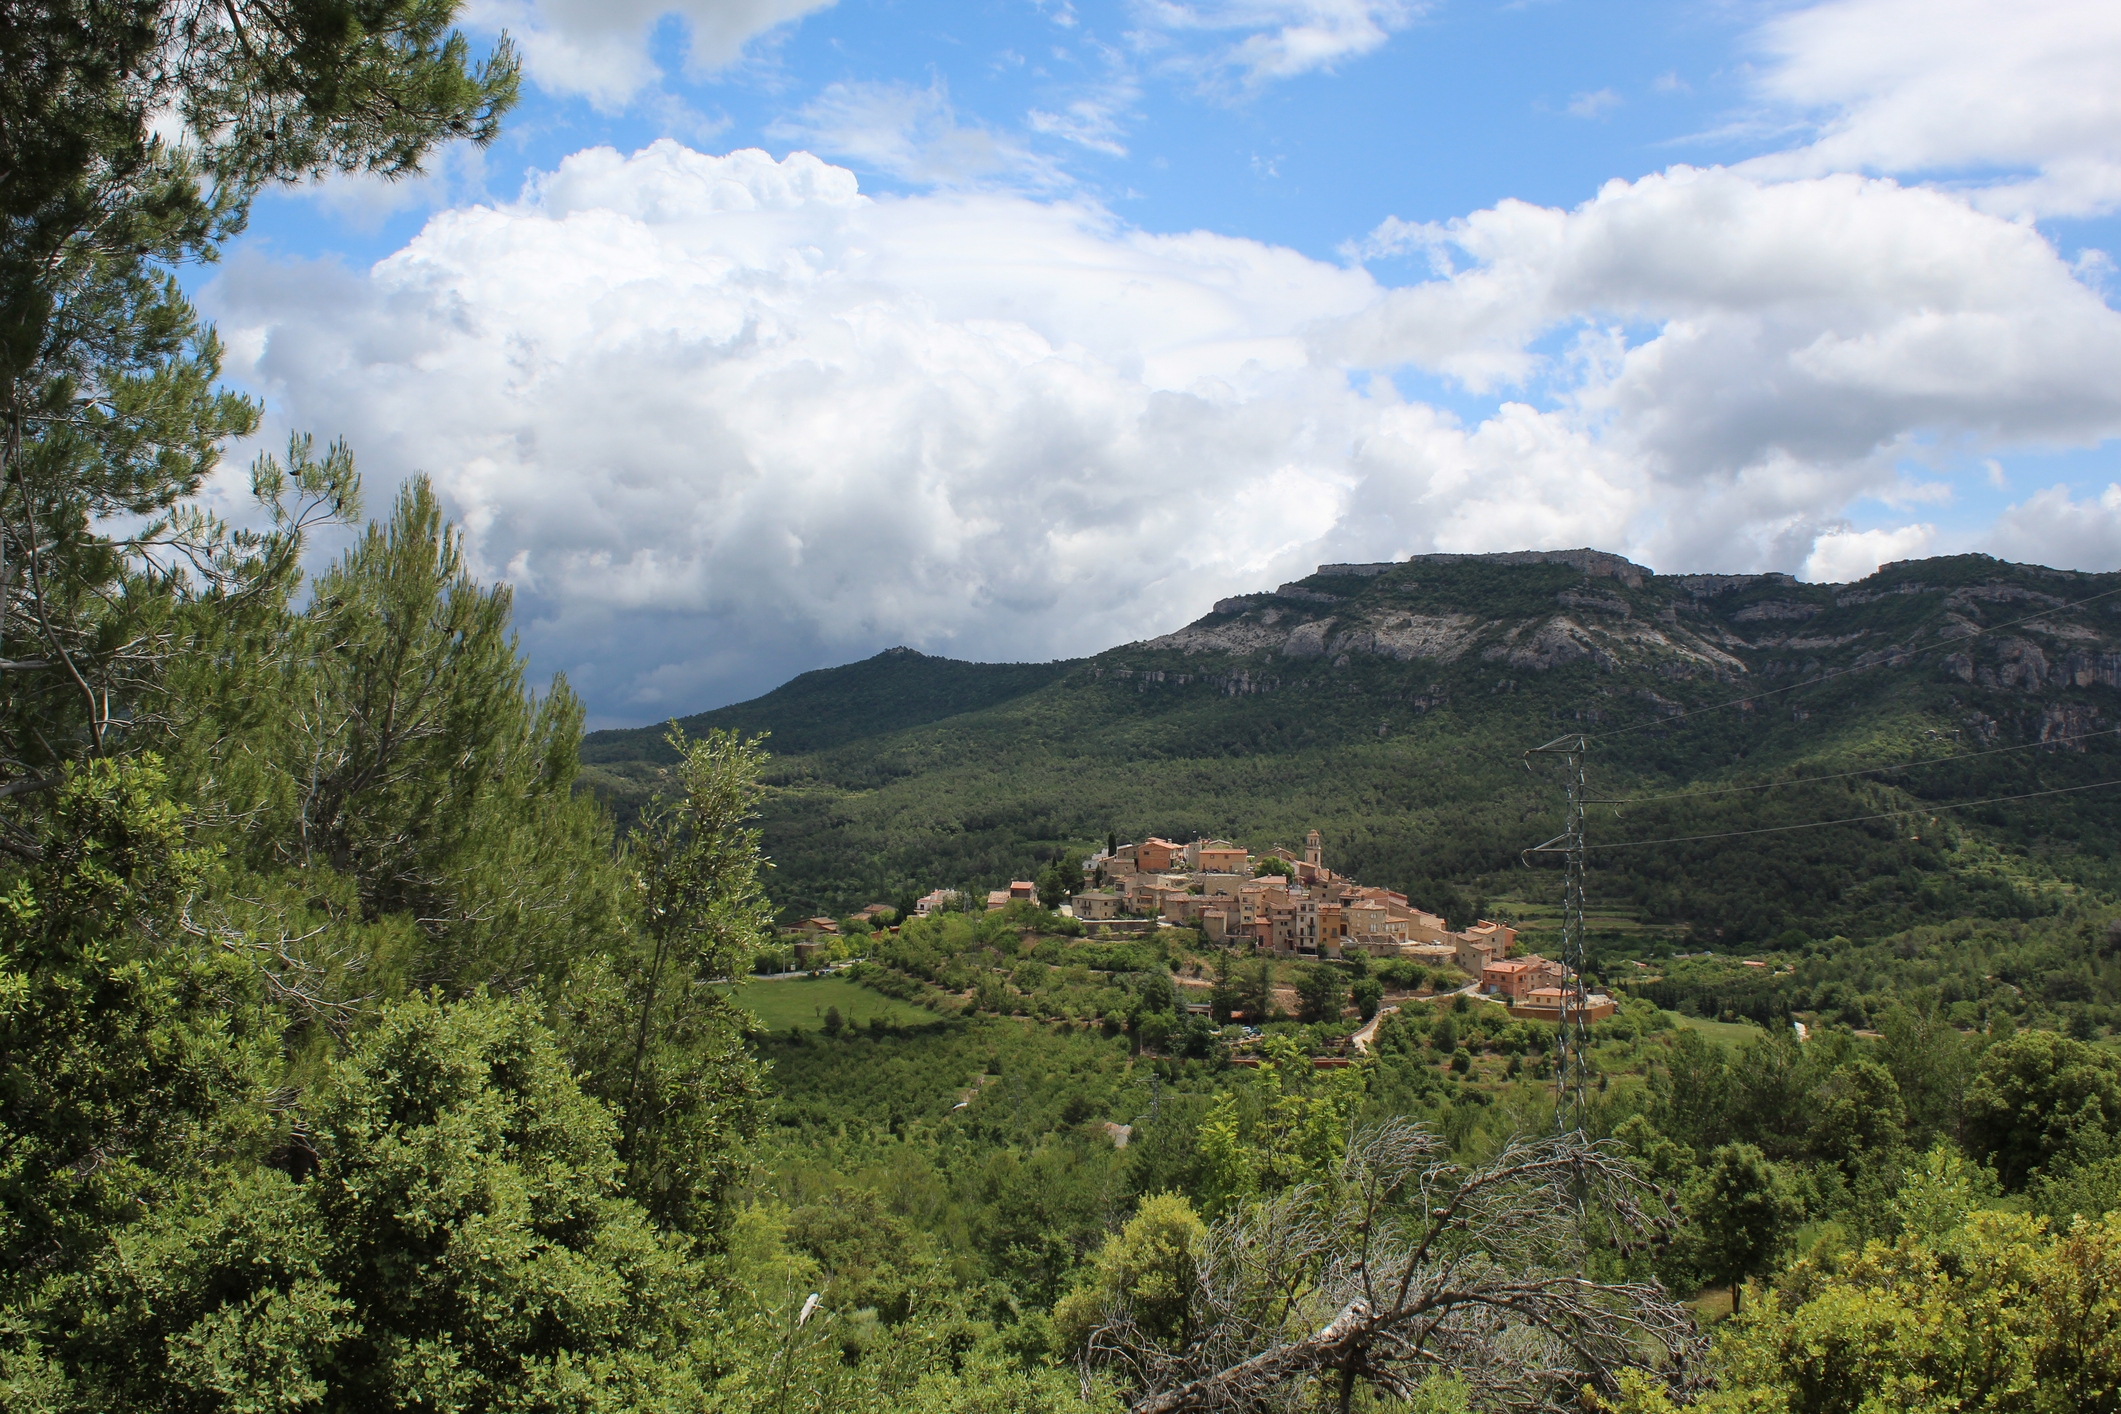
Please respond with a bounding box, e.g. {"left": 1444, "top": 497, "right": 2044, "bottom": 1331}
{"left": 1349, "top": 1005, "right": 1400, "bottom": 1055}
{"left": 746, "top": 964, "right": 851, "bottom": 982}
{"left": 1348, "top": 982, "right": 1495, "bottom": 1054}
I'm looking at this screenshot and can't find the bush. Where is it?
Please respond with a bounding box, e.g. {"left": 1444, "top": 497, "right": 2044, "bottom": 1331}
{"left": 1296, "top": 966, "right": 1347, "bottom": 1024}
{"left": 1711, "top": 1212, "right": 2121, "bottom": 1410}
{"left": 1963, "top": 1030, "right": 2121, "bottom": 1189}
{"left": 1069, "top": 942, "right": 1158, "bottom": 973}
{"left": 39, "top": 994, "right": 710, "bottom": 1411}
{"left": 1376, "top": 960, "right": 1427, "bottom": 990}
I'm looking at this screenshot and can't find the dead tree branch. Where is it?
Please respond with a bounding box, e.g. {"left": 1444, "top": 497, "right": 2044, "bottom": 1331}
{"left": 1088, "top": 1121, "right": 1706, "bottom": 1414}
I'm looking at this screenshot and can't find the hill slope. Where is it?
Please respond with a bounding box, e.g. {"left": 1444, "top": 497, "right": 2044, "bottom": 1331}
{"left": 581, "top": 550, "right": 2121, "bottom": 947}
{"left": 579, "top": 647, "right": 1068, "bottom": 821}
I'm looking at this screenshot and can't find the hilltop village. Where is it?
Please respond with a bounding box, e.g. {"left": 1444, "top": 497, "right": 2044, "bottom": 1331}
{"left": 904, "top": 831, "right": 1613, "bottom": 1023}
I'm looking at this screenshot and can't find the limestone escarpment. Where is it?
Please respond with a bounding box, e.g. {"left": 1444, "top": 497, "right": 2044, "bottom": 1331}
{"left": 1115, "top": 551, "right": 2121, "bottom": 710}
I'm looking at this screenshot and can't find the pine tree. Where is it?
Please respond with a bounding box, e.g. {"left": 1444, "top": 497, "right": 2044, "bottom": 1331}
{"left": 1, "top": 0, "right": 517, "bottom": 852}
{"left": 567, "top": 727, "right": 770, "bottom": 1237}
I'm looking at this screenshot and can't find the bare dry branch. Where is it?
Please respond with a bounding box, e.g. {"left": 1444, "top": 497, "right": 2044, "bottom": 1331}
{"left": 1087, "top": 1120, "right": 1707, "bottom": 1414}
{"left": 177, "top": 896, "right": 375, "bottom": 1033}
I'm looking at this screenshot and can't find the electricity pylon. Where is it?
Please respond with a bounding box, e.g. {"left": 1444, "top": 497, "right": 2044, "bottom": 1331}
{"left": 1524, "top": 733, "right": 1592, "bottom": 1136}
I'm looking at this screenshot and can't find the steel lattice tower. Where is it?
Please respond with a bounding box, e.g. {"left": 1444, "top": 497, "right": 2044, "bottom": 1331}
{"left": 1525, "top": 734, "right": 1592, "bottom": 1135}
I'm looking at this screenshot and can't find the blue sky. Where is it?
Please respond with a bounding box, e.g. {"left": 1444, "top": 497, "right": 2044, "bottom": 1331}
{"left": 208, "top": 0, "right": 2121, "bottom": 720}
{"left": 243, "top": 3, "right": 1895, "bottom": 263}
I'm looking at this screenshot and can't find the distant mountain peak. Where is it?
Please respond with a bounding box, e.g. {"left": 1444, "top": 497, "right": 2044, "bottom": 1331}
{"left": 1402, "top": 548, "right": 1650, "bottom": 588}
{"left": 1310, "top": 549, "right": 1651, "bottom": 587}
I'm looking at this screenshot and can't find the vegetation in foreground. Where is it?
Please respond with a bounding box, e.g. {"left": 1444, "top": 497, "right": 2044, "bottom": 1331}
{"left": 750, "top": 907, "right": 2121, "bottom": 1410}
{"left": 4, "top": 2, "right": 2121, "bottom": 1409}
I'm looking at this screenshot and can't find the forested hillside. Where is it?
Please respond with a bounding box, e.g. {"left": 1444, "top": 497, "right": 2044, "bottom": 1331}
{"left": 583, "top": 549, "right": 2121, "bottom": 947}
{"left": 585, "top": 648, "right": 1069, "bottom": 776}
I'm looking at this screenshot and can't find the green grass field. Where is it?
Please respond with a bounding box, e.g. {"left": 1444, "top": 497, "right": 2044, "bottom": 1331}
{"left": 720, "top": 974, "right": 938, "bottom": 1033}
{"left": 1678, "top": 1014, "right": 1765, "bottom": 1045}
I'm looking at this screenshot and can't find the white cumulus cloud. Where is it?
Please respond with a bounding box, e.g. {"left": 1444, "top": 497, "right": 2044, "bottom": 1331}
{"left": 1566, "top": 89, "right": 1622, "bottom": 120}
{"left": 465, "top": 0, "right": 835, "bottom": 107}
{"left": 212, "top": 144, "right": 1393, "bottom": 714}
{"left": 767, "top": 80, "right": 1067, "bottom": 189}
{"left": 1133, "top": 0, "right": 1421, "bottom": 89}
{"left": 1331, "top": 165, "right": 2121, "bottom": 569}
{"left": 1744, "top": 0, "right": 2121, "bottom": 217}
{"left": 211, "top": 143, "right": 2121, "bottom": 719}
{"left": 1984, "top": 483, "right": 2121, "bottom": 572}
{"left": 1800, "top": 524, "right": 1937, "bottom": 583}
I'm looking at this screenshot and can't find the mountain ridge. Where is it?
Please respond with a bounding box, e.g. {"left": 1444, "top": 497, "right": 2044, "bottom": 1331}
{"left": 582, "top": 646, "right": 1070, "bottom": 765}
{"left": 579, "top": 550, "right": 2121, "bottom": 944}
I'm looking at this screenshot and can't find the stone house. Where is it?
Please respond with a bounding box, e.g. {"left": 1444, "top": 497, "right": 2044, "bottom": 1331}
{"left": 1454, "top": 932, "right": 1506, "bottom": 975}
{"left": 986, "top": 880, "right": 1038, "bottom": 911}
{"left": 1461, "top": 919, "right": 1517, "bottom": 954}
{"left": 1268, "top": 898, "right": 1300, "bottom": 953}
{"left": 1162, "top": 893, "right": 1209, "bottom": 924}
{"left": 1342, "top": 899, "right": 1400, "bottom": 951}
{"left": 1071, "top": 891, "right": 1122, "bottom": 920}
{"left": 1509, "top": 987, "right": 1617, "bottom": 1023}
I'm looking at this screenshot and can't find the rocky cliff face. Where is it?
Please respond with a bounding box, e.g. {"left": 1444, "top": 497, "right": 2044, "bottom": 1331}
{"left": 1127, "top": 551, "right": 2121, "bottom": 710}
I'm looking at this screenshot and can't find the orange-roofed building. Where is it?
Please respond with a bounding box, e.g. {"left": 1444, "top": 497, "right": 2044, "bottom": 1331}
{"left": 1135, "top": 838, "right": 1182, "bottom": 873}
{"left": 1481, "top": 955, "right": 1563, "bottom": 999}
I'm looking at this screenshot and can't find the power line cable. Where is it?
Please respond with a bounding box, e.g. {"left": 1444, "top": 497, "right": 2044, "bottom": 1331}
{"left": 1583, "top": 580, "right": 2121, "bottom": 745}
{"left": 1584, "top": 726, "right": 2121, "bottom": 805}
{"left": 1552, "top": 776, "right": 2121, "bottom": 852}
